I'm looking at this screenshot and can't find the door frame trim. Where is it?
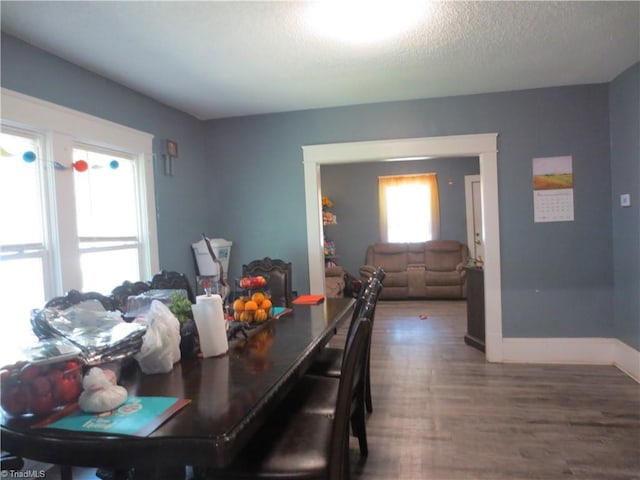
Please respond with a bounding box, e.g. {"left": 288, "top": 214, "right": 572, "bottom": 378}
{"left": 302, "top": 133, "right": 503, "bottom": 361}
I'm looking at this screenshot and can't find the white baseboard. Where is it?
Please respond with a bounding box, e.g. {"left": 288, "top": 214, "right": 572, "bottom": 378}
{"left": 612, "top": 338, "right": 640, "bottom": 381}
{"left": 501, "top": 337, "right": 639, "bottom": 383}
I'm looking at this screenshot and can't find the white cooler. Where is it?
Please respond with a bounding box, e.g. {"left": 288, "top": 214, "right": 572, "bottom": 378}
{"left": 192, "top": 238, "right": 232, "bottom": 281}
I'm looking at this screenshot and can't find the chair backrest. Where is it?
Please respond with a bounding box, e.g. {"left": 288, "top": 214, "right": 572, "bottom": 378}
{"left": 242, "top": 257, "right": 293, "bottom": 307}
{"left": 329, "top": 316, "right": 372, "bottom": 480}
{"left": 366, "top": 278, "right": 384, "bottom": 308}
{"left": 44, "top": 289, "right": 115, "bottom": 311}
{"left": 339, "top": 286, "right": 378, "bottom": 364}
{"left": 343, "top": 268, "right": 384, "bottom": 340}
{"left": 110, "top": 280, "right": 151, "bottom": 313}
{"left": 372, "top": 266, "right": 386, "bottom": 284}
{"left": 35, "top": 289, "right": 117, "bottom": 339}
{"left": 150, "top": 270, "right": 196, "bottom": 304}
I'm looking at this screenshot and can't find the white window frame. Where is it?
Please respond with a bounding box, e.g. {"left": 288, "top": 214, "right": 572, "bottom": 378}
{"left": 1, "top": 88, "right": 158, "bottom": 296}
{"left": 0, "top": 125, "right": 56, "bottom": 299}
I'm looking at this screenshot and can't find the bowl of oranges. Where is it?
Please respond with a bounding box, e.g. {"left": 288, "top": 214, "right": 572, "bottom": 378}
{"left": 232, "top": 291, "right": 273, "bottom": 324}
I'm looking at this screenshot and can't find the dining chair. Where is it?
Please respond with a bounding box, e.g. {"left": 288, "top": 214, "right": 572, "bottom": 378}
{"left": 149, "top": 269, "right": 196, "bottom": 304}
{"left": 296, "top": 285, "right": 380, "bottom": 458}
{"left": 200, "top": 317, "right": 372, "bottom": 480}
{"left": 309, "top": 278, "right": 379, "bottom": 374}
{"left": 306, "top": 268, "right": 385, "bottom": 415}
{"left": 33, "top": 290, "right": 119, "bottom": 340}
{"left": 110, "top": 280, "right": 152, "bottom": 314}
{"left": 43, "top": 289, "right": 116, "bottom": 312}
{"left": 242, "top": 257, "right": 293, "bottom": 307}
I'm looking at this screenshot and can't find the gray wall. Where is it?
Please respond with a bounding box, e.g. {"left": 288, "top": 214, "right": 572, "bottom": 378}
{"left": 609, "top": 63, "right": 640, "bottom": 350}
{"left": 1, "top": 34, "right": 210, "bottom": 283}
{"left": 320, "top": 157, "right": 480, "bottom": 277}
{"left": 2, "top": 33, "right": 636, "bottom": 347}
{"left": 206, "top": 84, "right": 614, "bottom": 341}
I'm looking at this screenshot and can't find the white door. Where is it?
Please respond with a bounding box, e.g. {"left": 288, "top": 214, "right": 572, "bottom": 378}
{"left": 465, "top": 175, "right": 484, "bottom": 261}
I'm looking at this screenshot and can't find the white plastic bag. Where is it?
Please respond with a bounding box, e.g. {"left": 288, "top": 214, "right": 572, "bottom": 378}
{"left": 78, "top": 367, "right": 128, "bottom": 413}
{"left": 134, "top": 300, "right": 181, "bottom": 374}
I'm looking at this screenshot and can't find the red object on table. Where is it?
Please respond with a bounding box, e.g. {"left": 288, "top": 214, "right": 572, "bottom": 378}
{"left": 292, "top": 295, "right": 325, "bottom": 305}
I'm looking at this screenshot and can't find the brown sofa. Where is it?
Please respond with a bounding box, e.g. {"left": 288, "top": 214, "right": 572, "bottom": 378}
{"left": 360, "top": 241, "right": 469, "bottom": 299}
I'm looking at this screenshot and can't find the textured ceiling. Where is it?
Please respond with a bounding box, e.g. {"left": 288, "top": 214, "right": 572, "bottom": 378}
{"left": 1, "top": 1, "right": 638, "bottom": 120}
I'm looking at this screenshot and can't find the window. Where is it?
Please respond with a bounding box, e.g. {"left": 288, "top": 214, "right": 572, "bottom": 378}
{"left": 73, "top": 145, "right": 142, "bottom": 293}
{"left": 378, "top": 173, "right": 440, "bottom": 242}
{"left": 0, "top": 89, "right": 158, "bottom": 349}
{"left": 0, "top": 128, "right": 48, "bottom": 345}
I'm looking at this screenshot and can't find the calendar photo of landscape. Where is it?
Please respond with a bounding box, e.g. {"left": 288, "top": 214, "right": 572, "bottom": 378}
{"left": 533, "top": 156, "right": 573, "bottom": 190}
{"left": 533, "top": 172, "right": 573, "bottom": 190}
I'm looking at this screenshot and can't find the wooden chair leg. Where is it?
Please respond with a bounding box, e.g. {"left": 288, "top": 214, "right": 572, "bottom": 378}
{"left": 350, "top": 401, "right": 368, "bottom": 457}
{"left": 0, "top": 454, "right": 24, "bottom": 471}
{"left": 365, "top": 354, "right": 373, "bottom": 414}
{"left": 365, "top": 373, "right": 373, "bottom": 414}
{"left": 60, "top": 465, "right": 73, "bottom": 480}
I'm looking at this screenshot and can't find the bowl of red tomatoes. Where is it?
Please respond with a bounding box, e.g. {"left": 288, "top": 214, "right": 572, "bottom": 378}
{"left": 1, "top": 340, "right": 83, "bottom": 417}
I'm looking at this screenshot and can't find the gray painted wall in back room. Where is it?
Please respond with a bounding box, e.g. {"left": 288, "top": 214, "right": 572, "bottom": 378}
{"left": 320, "top": 157, "right": 480, "bottom": 278}
{"left": 2, "top": 33, "right": 637, "bottom": 348}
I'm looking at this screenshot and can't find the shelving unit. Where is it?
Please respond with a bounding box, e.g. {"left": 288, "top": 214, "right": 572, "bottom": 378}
{"left": 322, "top": 197, "right": 338, "bottom": 266}
{"left": 321, "top": 196, "right": 358, "bottom": 298}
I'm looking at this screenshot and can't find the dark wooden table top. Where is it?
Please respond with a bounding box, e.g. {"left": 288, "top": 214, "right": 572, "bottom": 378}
{"left": 1, "top": 297, "right": 355, "bottom": 470}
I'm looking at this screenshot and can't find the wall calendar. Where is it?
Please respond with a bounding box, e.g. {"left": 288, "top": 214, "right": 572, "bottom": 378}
{"left": 532, "top": 155, "right": 574, "bottom": 223}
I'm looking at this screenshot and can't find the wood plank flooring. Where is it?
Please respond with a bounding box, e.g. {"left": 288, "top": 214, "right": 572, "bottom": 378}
{"left": 19, "top": 300, "right": 640, "bottom": 479}
{"left": 344, "top": 300, "right": 640, "bottom": 480}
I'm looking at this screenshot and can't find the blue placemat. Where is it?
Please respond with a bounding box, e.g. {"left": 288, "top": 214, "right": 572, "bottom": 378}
{"left": 35, "top": 396, "right": 191, "bottom": 437}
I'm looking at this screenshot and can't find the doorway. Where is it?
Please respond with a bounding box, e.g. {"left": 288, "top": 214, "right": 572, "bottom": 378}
{"left": 302, "top": 133, "right": 503, "bottom": 362}
{"left": 465, "top": 174, "right": 484, "bottom": 261}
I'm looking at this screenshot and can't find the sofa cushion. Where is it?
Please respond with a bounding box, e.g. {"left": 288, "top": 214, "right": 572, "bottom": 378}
{"left": 407, "top": 242, "right": 426, "bottom": 264}
{"left": 425, "top": 240, "right": 464, "bottom": 252}
{"left": 381, "top": 271, "right": 408, "bottom": 288}
{"left": 371, "top": 242, "right": 411, "bottom": 254}
{"left": 367, "top": 243, "right": 408, "bottom": 272}
{"left": 424, "top": 240, "right": 466, "bottom": 272}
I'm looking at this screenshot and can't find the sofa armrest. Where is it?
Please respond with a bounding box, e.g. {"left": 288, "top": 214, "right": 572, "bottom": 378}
{"left": 325, "top": 265, "right": 345, "bottom": 277}
{"left": 359, "top": 264, "right": 377, "bottom": 280}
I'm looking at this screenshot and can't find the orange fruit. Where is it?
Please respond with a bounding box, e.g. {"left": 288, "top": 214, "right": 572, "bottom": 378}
{"left": 240, "top": 311, "right": 253, "bottom": 322}
{"left": 260, "top": 298, "right": 272, "bottom": 311}
{"left": 254, "top": 308, "right": 268, "bottom": 323}
{"left": 251, "top": 292, "right": 265, "bottom": 304}
{"left": 233, "top": 299, "right": 246, "bottom": 312}
{"left": 244, "top": 300, "right": 258, "bottom": 311}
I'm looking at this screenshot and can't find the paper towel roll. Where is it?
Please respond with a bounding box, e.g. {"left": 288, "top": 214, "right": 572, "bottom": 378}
{"left": 192, "top": 294, "right": 228, "bottom": 357}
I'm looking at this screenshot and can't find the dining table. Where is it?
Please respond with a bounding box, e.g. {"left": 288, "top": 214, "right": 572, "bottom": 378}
{"left": 0, "top": 296, "right": 355, "bottom": 476}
